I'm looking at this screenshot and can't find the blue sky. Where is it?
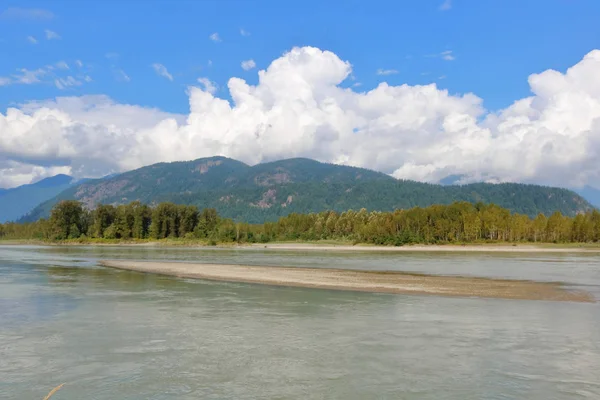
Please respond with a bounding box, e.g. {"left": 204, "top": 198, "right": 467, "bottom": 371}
{"left": 2, "top": 0, "right": 599, "bottom": 113}
{"left": 1, "top": 0, "right": 600, "bottom": 190}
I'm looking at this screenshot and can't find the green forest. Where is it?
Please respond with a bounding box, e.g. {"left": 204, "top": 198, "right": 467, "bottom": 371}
{"left": 2, "top": 200, "right": 600, "bottom": 245}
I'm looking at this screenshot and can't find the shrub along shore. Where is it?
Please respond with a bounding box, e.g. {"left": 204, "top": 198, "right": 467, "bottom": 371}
{"left": 1, "top": 200, "right": 600, "bottom": 246}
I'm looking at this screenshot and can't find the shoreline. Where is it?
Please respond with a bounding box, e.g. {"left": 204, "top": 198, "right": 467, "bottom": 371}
{"left": 99, "top": 260, "right": 595, "bottom": 303}
{"left": 250, "top": 243, "right": 600, "bottom": 253}
{"left": 2, "top": 240, "right": 600, "bottom": 253}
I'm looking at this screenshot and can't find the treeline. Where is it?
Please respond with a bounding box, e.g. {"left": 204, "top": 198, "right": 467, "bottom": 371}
{"left": 1, "top": 200, "right": 600, "bottom": 245}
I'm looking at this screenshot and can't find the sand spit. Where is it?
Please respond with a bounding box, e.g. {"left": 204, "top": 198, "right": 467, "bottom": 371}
{"left": 99, "top": 260, "right": 594, "bottom": 303}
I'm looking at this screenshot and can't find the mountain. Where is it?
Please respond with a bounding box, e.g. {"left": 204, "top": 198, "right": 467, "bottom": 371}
{"left": 20, "top": 157, "right": 594, "bottom": 224}
{"left": 575, "top": 186, "right": 600, "bottom": 208}
{"left": 0, "top": 174, "right": 75, "bottom": 223}
{"left": 438, "top": 174, "right": 466, "bottom": 186}
{"left": 440, "top": 175, "right": 600, "bottom": 211}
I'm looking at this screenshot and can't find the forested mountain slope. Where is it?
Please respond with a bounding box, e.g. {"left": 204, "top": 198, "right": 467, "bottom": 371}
{"left": 20, "top": 157, "right": 594, "bottom": 224}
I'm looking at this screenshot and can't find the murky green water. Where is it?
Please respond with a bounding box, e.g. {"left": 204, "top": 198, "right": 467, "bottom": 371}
{"left": 1, "top": 245, "right": 600, "bottom": 399}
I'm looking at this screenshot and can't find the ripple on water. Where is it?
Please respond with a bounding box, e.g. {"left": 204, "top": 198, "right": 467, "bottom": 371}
{"left": 1, "top": 246, "right": 600, "bottom": 400}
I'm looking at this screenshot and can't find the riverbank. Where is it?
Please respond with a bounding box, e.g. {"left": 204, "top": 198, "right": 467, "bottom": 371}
{"left": 251, "top": 243, "right": 600, "bottom": 253}
{"left": 99, "top": 260, "right": 595, "bottom": 303}
{"left": 2, "top": 239, "right": 600, "bottom": 253}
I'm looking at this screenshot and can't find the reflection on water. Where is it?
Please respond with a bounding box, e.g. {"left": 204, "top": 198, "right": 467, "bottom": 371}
{"left": 0, "top": 245, "right": 599, "bottom": 399}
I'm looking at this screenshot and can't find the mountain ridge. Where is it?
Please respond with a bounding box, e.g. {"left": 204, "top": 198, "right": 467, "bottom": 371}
{"left": 19, "top": 157, "right": 594, "bottom": 224}
{"left": 0, "top": 175, "right": 76, "bottom": 223}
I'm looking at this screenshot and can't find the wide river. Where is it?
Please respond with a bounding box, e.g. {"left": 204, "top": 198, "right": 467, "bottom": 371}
{"left": 1, "top": 245, "right": 600, "bottom": 399}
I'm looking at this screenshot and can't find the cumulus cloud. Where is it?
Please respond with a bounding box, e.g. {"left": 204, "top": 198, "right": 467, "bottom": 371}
{"left": 27, "top": 36, "right": 38, "bottom": 44}
{"left": 197, "top": 77, "right": 217, "bottom": 94}
{"left": 1, "top": 46, "right": 600, "bottom": 191}
{"left": 241, "top": 59, "right": 256, "bottom": 71}
{"left": 45, "top": 29, "right": 61, "bottom": 40}
{"left": 0, "top": 161, "right": 70, "bottom": 188}
{"left": 376, "top": 68, "right": 399, "bottom": 76}
{"left": 0, "top": 7, "right": 54, "bottom": 20}
{"left": 209, "top": 32, "right": 221, "bottom": 42}
{"left": 152, "top": 63, "right": 173, "bottom": 81}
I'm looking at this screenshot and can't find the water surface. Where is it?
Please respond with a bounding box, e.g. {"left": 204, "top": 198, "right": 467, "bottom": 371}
{"left": 1, "top": 245, "right": 599, "bottom": 399}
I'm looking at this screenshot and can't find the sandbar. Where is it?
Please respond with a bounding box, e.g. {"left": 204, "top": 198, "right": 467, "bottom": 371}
{"left": 99, "top": 260, "right": 595, "bottom": 303}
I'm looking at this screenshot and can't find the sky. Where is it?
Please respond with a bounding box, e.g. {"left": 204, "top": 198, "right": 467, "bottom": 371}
{"left": 1, "top": 0, "right": 600, "bottom": 189}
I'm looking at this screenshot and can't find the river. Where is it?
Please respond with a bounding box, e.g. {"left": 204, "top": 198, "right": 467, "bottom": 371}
{"left": 1, "top": 245, "right": 599, "bottom": 399}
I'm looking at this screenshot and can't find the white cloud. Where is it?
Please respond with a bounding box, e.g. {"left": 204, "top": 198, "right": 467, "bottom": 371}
{"left": 376, "top": 68, "right": 399, "bottom": 76}
{"left": 13, "top": 68, "right": 47, "bottom": 84}
{"left": 75, "top": 60, "right": 83, "bottom": 68}
{"left": 114, "top": 69, "right": 130, "bottom": 82}
{"left": 427, "top": 50, "right": 456, "bottom": 61}
{"left": 439, "top": 0, "right": 452, "bottom": 11}
{"left": 241, "top": 59, "right": 256, "bottom": 71}
{"left": 0, "top": 161, "right": 70, "bottom": 188}
{"left": 83, "top": 75, "right": 92, "bottom": 82}
{"left": 1, "top": 46, "right": 600, "bottom": 191}
{"left": 197, "top": 77, "right": 217, "bottom": 94}
{"left": 27, "top": 36, "right": 38, "bottom": 44}
{"left": 0, "top": 7, "right": 54, "bottom": 20}
{"left": 17, "top": 95, "right": 184, "bottom": 129}
{"left": 45, "top": 29, "right": 61, "bottom": 40}
{"left": 240, "top": 28, "right": 250, "bottom": 36}
{"left": 55, "top": 61, "right": 69, "bottom": 70}
{"left": 55, "top": 76, "right": 82, "bottom": 90}
{"left": 151, "top": 63, "right": 173, "bottom": 81}
{"left": 209, "top": 32, "right": 221, "bottom": 42}
{"left": 441, "top": 50, "right": 456, "bottom": 61}
{"left": 0, "top": 63, "right": 92, "bottom": 89}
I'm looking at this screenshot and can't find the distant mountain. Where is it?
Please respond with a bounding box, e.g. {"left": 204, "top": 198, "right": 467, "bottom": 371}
{"left": 20, "top": 157, "right": 594, "bottom": 224}
{"left": 438, "top": 174, "right": 466, "bottom": 186}
{"left": 0, "top": 174, "right": 75, "bottom": 223}
{"left": 440, "top": 175, "right": 600, "bottom": 211}
{"left": 575, "top": 186, "right": 600, "bottom": 208}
